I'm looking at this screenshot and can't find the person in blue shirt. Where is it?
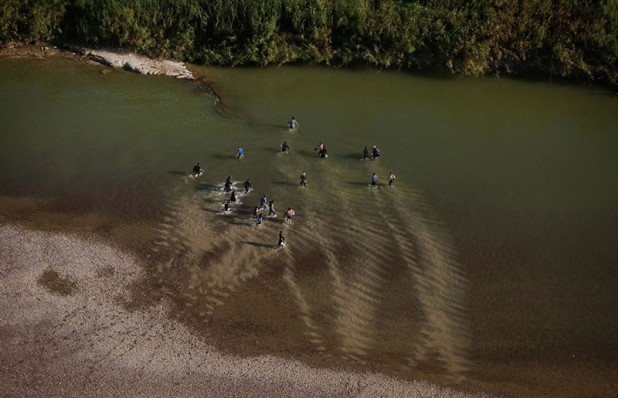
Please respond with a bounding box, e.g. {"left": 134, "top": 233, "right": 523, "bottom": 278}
{"left": 370, "top": 173, "right": 378, "bottom": 187}
{"left": 236, "top": 147, "right": 244, "bottom": 159}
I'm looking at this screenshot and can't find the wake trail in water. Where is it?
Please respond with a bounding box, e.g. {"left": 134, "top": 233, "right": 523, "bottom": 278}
{"left": 284, "top": 162, "right": 394, "bottom": 363}
{"left": 150, "top": 175, "right": 281, "bottom": 319}
{"left": 151, "top": 145, "right": 469, "bottom": 379}
{"left": 281, "top": 154, "right": 470, "bottom": 378}
{"left": 376, "top": 187, "right": 471, "bottom": 380}
{"left": 281, "top": 247, "right": 328, "bottom": 353}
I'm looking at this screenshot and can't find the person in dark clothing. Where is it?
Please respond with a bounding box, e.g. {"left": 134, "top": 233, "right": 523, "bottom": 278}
{"left": 372, "top": 145, "right": 381, "bottom": 159}
{"left": 243, "top": 179, "right": 252, "bottom": 194}
{"left": 319, "top": 146, "right": 328, "bottom": 158}
{"left": 192, "top": 162, "right": 204, "bottom": 177}
{"left": 300, "top": 172, "right": 307, "bottom": 187}
{"left": 224, "top": 176, "right": 233, "bottom": 192}
{"left": 281, "top": 141, "right": 290, "bottom": 153}
{"left": 362, "top": 147, "right": 369, "bottom": 160}
{"left": 268, "top": 201, "right": 277, "bottom": 217}
{"left": 278, "top": 230, "right": 285, "bottom": 247}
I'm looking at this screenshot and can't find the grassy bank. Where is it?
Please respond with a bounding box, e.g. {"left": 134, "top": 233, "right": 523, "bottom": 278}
{"left": 1, "top": 0, "right": 617, "bottom": 86}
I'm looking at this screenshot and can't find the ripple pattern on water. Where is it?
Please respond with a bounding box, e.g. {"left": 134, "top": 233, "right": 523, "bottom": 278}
{"left": 146, "top": 152, "right": 471, "bottom": 380}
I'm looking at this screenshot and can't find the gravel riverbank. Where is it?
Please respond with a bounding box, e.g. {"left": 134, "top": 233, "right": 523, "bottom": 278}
{"left": 0, "top": 43, "right": 194, "bottom": 79}
{"left": 0, "top": 225, "right": 488, "bottom": 397}
{"left": 85, "top": 48, "right": 194, "bottom": 79}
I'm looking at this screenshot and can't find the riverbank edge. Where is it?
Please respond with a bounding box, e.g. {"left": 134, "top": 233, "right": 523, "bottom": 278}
{"left": 0, "top": 42, "right": 191, "bottom": 78}
{"left": 0, "top": 42, "right": 222, "bottom": 101}
{"left": 2, "top": 41, "right": 616, "bottom": 95}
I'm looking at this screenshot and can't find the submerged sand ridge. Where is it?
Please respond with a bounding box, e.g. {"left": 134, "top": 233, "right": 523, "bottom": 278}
{"left": 145, "top": 172, "right": 472, "bottom": 380}
{"left": 0, "top": 225, "right": 487, "bottom": 397}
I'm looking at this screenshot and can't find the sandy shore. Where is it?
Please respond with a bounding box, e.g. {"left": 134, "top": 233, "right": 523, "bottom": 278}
{"left": 0, "top": 224, "right": 490, "bottom": 398}
{"left": 0, "top": 42, "right": 193, "bottom": 79}
{"left": 85, "top": 48, "right": 194, "bottom": 79}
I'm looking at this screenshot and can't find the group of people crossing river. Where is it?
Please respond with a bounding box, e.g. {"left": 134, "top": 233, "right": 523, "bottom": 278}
{"left": 190, "top": 116, "right": 397, "bottom": 248}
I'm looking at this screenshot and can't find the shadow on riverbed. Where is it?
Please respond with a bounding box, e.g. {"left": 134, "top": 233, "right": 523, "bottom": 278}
{"left": 342, "top": 152, "right": 364, "bottom": 161}
{"left": 195, "top": 183, "right": 223, "bottom": 192}
{"left": 168, "top": 170, "right": 190, "bottom": 177}
{"left": 211, "top": 153, "right": 237, "bottom": 160}
{"left": 346, "top": 180, "right": 373, "bottom": 187}
{"left": 298, "top": 149, "right": 318, "bottom": 158}
{"left": 241, "top": 240, "right": 278, "bottom": 249}
{"left": 272, "top": 181, "right": 297, "bottom": 187}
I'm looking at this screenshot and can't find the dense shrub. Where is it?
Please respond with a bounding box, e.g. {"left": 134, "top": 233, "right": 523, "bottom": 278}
{"left": 1, "top": 0, "right": 616, "bottom": 86}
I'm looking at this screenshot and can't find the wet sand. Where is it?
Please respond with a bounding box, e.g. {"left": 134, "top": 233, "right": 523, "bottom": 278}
{"left": 0, "top": 224, "right": 489, "bottom": 398}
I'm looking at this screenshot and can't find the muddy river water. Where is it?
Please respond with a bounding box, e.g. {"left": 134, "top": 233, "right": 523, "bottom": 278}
{"left": 1, "top": 57, "right": 617, "bottom": 397}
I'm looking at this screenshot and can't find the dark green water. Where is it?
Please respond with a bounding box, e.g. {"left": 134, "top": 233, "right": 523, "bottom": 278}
{"left": 1, "top": 57, "right": 617, "bottom": 397}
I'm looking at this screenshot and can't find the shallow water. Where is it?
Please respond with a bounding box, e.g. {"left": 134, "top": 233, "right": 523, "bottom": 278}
{"left": 1, "top": 57, "right": 617, "bottom": 397}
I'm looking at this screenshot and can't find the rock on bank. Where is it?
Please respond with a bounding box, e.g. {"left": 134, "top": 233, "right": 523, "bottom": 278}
{"left": 84, "top": 48, "right": 194, "bottom": 79}
{"left": 0, "top": 43, "right": 194, "bottom": 79}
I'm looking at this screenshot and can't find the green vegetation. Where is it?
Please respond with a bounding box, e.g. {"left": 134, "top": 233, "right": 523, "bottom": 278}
{"left": 1, "top": 0, "right": 617, "bottom": 86}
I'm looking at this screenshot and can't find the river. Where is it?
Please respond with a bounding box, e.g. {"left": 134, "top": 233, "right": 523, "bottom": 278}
{"left": 1, "top": 57, "right": 617, "bottom": 397}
